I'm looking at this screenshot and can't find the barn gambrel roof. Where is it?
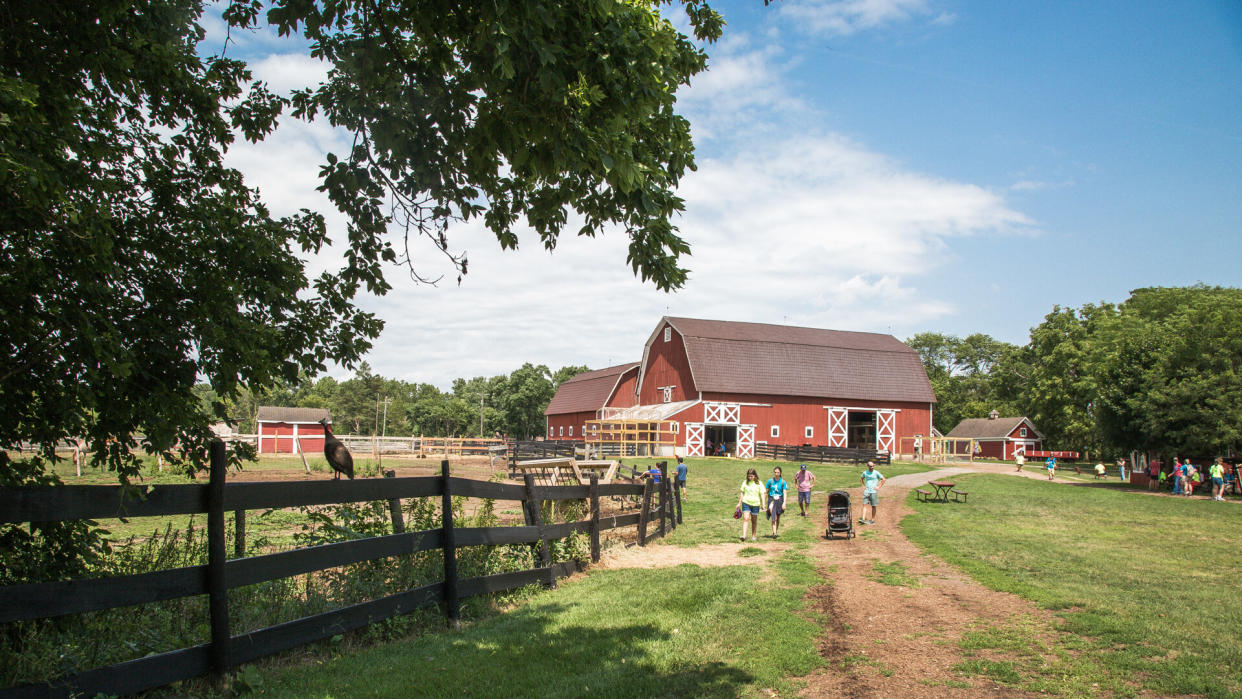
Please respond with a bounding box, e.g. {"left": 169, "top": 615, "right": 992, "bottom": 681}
{"left": 544, "top": 363, "right": 639, "bottom": 416}
{"left": 641, "top": 317, "right": 937, "bottom": 404}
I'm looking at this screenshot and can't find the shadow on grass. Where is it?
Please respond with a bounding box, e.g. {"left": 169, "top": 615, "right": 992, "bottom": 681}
{"left": 266, "top": 602, "right": 755, "bottom": 698}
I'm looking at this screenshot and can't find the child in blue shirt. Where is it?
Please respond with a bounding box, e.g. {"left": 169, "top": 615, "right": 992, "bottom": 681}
{"left": 765, "top": 466, "right": 789, "bottom": 538}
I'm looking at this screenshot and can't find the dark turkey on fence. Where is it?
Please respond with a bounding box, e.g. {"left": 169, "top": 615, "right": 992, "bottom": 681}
{"left": 318, "top": 418, "right": 354, "bottom": 480}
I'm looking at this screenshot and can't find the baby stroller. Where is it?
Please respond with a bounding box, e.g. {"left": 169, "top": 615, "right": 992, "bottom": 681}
{"left": 826, "top": 490, "right": 854, "bottom": 539}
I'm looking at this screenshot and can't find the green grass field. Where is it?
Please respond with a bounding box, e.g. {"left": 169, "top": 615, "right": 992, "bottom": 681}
{"left": 903, "top": 475, "right": 1242, "bottom": 697}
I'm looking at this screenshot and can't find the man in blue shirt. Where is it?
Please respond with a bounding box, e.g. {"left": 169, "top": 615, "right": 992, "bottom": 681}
{"left": 859, "top": 461, "right": 885, "bottom": 525}
{"left": 675, "top": 456, "right": 688, "bottom": 494}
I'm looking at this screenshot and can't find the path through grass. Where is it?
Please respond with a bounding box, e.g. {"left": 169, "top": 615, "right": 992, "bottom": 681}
{"left": 903, "top": 474, "right": 1242, "bottom": 697}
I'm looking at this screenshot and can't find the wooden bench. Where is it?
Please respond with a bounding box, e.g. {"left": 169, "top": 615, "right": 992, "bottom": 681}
{"left": 915, "top": 489, "right": 932, "bottom": 502}
{"left": 950, "top": 489, "right": 969, "bottom": 503}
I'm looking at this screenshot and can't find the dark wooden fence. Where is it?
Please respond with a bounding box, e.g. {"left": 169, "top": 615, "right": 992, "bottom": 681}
{"left": 0, "top": 444, "right": 683, "bottom": 697}
{"left": 753, "top": 443, "right": 891, "bottom": 466}
{"left": 510, "top": 440, "right": 583, "bottom": 461}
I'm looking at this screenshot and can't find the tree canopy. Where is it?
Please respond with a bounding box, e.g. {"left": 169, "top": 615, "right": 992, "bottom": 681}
{"left": 1, "top": 0, "right": 721, "bottom": 480}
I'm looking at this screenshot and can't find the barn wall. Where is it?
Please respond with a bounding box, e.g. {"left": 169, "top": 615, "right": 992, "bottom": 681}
{"left": 976, "top": 440, "right": 1005, "bottom": 459}
{"left": 700, "top": 392, "right": 933, "bottom": 449}
{"left": 607, "top": 368, "right": 640, "bottom": 408}
{"left": 546, "top": 411, "right": 595, "bottom": 439}
{"left": 258, "top": 422, "right": 327, "bottom": 454}
{"left": 638, "top": 323, "right": 697, "bottom": 404}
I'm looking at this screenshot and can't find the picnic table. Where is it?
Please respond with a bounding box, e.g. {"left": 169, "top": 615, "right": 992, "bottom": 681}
{"left": 927, "top": 481, "right": 956, "bottom": 502}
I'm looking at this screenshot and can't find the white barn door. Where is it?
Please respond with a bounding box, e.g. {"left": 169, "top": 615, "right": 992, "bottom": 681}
{"left": 827, "top": 407, "right": 848, "bottom": 448}
{"left": 685, "top": 423, "right": 705, "bottom": 456}
{"left": 876, "top": 410, "right": 896, "bottom": 453}
{"left": 737, "top": 425, "right": 756, "bottom": 459}
{"left": 704, "top": 402, "right": 741, "bottom": 424}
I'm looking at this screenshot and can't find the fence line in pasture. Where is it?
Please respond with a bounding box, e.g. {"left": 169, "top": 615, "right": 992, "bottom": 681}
{"left": 0, "top": 444, "right": 682, "bottom": 697}
{"left": 752, "top": 443, "right": 891, "bottom": 466}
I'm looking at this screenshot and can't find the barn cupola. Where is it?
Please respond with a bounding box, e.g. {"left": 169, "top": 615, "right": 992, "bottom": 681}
{"left": 988, "top": 409, "right": 999, "bottom": 420}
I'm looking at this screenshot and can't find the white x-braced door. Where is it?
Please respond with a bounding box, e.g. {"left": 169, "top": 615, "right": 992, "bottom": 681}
{"left": 876, "top": 410, "right": 896, "bottom": 453}
{"left": 827, "top": 407, "right": 848, "bottom": 448}
{"left": 737, "top": 425, "right": 756, "bottom": 458}
{"left": 704, "top": 401, "right": 741, "bottom": 425}
{"left": 685, "top": 423, "right": 704, "bottom": 456}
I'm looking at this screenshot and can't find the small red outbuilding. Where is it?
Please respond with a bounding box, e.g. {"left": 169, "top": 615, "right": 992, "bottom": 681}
{"left": 946, "top": 412, "right": 1043, "bottom": 460}
{"left": 256, "top": 406, "right": 331, "bottom": 454}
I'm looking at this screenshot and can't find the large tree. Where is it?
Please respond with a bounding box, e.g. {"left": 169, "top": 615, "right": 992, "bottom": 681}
{"left": 0, "top": 0, "right": 721, "bottom": 579}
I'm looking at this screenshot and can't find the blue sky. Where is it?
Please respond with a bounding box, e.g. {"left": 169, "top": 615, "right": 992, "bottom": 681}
{"left": 212, "top": 1, "right": 1242, "bottom": 386}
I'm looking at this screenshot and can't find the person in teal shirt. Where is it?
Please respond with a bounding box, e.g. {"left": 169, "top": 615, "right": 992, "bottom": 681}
{"left": 859, "top": 462, "right": 885, "bottom": 524}
{"left": 737, "top": 468, "right": 765, "bottom": 542}
{"left": 765, "top": 466, "right": 789, "bottom": 538}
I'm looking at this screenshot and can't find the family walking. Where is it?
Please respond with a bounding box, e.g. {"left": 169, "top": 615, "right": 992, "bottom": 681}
{"left": 737, "top": 465, "right": 818, "bottom": 540}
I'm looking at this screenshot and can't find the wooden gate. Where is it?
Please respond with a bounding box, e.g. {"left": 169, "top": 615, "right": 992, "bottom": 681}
{"left": 737, "top": 425, "right": 756, "bottom": 458}
{"left": 827, "top": 407, "right": 848, "bottom": 448}
{"left": 876, "top": 410, "right": 896, "bottom": 453}
{"left": 685, "top": 423, "right": 704, "bottom": 456}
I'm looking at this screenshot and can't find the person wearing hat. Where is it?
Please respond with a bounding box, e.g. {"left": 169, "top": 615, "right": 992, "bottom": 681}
{"left": 794, "top": 464, "right": 816, "bottom": 517}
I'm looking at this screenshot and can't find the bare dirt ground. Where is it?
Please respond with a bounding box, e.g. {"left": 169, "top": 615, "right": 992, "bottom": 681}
{"left": 598, "top": 541, "right": 790, "bottom": 570}
{"left": 797, "top": 469, "right": 1055, "bottom": 698}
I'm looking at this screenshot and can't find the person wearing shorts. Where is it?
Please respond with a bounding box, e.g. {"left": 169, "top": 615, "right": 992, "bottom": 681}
{"left": 859, "top": 461, "right": 885, "bottom": 524}
{"left": 795, "top": 464, "right": 816, "bottom": 516}
{"left": 675, "top": 456, "right": 688, "bottom": 494}
{"left": 1046, "top": 456, "right": 1056, "bottom": 480}
{"left": 1210, "top": 459, "right": 1225, "bottom": 501}
{"left": 765, "top": 466, "right": 789, "bottom": 538}
{"left": 737, "top": 468, "right": 765, "bottom": 542}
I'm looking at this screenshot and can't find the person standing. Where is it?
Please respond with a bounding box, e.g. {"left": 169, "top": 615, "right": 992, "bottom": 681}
{"left": 1172, "top": 458, "right": 1184, "bottom": 495}
{"left": 1209, "top": 458, "right": 1225, "bottom": 501}
{"left": 737, "top": 468, "right": 765, "bottom": 542}
{"left": 674, "top": 455, "right": 688, "bottom": 494}
{"left": 1148, "top": 459, "right": 1160, "bottom": 492}
{"left": 795, "top": 464, "right": 816, "bottom": 516}
{"left": 1015, "top": 451, "right": 1025, "bottom": 472}
{"left": 1185, "top": 461, "right": 1197, "bottom": 496}
{"left": 1046, "top": 456, "right": 1057, "bottom": 480}
{"left": 1116, "top": 457, "right": 1127, "bottom": 481}
{"left": 859, "top": 461, "right": 885, "bottom": 525}
{"left": 765, "top": 467, "right": 789, "bottom": 537}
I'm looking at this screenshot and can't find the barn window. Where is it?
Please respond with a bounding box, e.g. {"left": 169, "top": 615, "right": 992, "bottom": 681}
{"left": 671, "top": 422, "right": 679, "bottom": 434}
{"left": 548, "top": 426, "right": 553, "bottom": 437}
{"left": 591, "top": 424, "right": 598, "bottom": 435}
{"left": 1020, "top": 427, "right": 1028, "bottom": 437}
{"left": 569, "top": 426, "right": 573, "bottom": 437}
{"left": 805, "top": 426, "right": 814, "bottom": 439}
{"left": 559, "top": 426, "right": 564, "bottom": 437}
{"left": 661, "top": 386, "right": 673, "bottom": 403}
{"left": 771, "top": 425, "right": 780, "bottom": 438}
{"left": 663, "top": 327, "right": 671, "bottom": 343}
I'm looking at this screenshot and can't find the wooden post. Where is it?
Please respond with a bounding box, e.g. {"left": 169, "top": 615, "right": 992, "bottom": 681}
{"left": 440, "top": 460, "right": 459, "bottom": 626}
{"left": 385, "top": 470, "right": 405, "bottom": 534}
{"left": 522, "top": 474, "right": 553, "bottom": 582}
{"left": 657, "top": 462, "right": 668, "bottom": 539}
{"left": 207, "top": 440, "right": 231, "bottom": 680}
{"left": 233, "top": 509, "right": 246, "bottom": 558}
{"left": 674, "top": 479, "right": 683, "bottom": 525}
{"left": 589, "top": 473, "right": 601, "bottom": 563}
{"left": 294, "top": 436, "right": 311, "bottom": 474}
{"left": 637, "top": 476, "right": 653, "bottom": 546}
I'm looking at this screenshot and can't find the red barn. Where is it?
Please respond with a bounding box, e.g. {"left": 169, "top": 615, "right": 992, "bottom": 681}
{"left": 256, "top": 406, "right": 331, "bottom": 454}
{"left": 545, "top": 317, "right": 936, "bottom": 458}
{"left": 544, "top": 363, "right": 639, "bottom": 440}
{"left": 946, "top": 412, "right": 1043, "bottom": 460}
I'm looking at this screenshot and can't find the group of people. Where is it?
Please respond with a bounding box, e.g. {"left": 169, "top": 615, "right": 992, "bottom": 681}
{"left": 1151, "top": 457, "right": 1235, "bottom": 500}
{"left": 735, "top": 461, "right": 885, "bottom": 540}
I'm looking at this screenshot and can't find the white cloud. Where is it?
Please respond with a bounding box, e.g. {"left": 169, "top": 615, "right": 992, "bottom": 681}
{"left": 219, "top": 35, "right": 1034, "bottom": 389}
{"left": 779, "top": 0, "right": 937, "bottom": 36}
{"left": 249, "top": 53, "right": 329, "bottom": 95}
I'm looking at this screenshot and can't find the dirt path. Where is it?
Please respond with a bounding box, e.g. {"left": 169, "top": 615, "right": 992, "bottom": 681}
{"left": 797, "top": 468, "right": 1054, "bottom": 697}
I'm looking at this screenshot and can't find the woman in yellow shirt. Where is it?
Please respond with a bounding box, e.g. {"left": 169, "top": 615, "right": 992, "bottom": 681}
{"left": 737, "top": 468, "right": 766, "bottom": 542}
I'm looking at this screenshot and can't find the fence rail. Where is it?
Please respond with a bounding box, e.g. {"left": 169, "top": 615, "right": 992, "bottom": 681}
{"left": 0, "top": 444, "right": 683, "bottom": 697}
{"left": 753, "top": 443, "right": 891, "bottom": 466}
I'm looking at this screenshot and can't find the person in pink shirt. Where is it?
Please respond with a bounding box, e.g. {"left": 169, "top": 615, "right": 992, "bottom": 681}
{"left": 795, "top": 464, "right": 816, "bottom": 517}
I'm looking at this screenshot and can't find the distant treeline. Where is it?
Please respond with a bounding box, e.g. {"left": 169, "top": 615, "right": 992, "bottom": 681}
{"left": 194, "top": 362, "right": 588, "bottom": 441}
{"left": 905, "top": 285, "right": 1242, "bottom": 458}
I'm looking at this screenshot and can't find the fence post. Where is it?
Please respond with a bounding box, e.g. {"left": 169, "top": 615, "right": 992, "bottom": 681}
{"left": 637, "top": 477, "right": 653, "bottom": 546}
{"left": 657, "top": 462, "right": 668, "bottom": 539}
{"left": 385, "top": 470, "right": 405, "bottom": 534}
{"left": 233, "top": 509, "right": 246, "bottom": 558}
{"left": 207, "top": 440, "right": 231, "bottom": 680}
{"left": 589, "top": 473, "right": 601, "bottom": 563}
{"left": 522, "top": 474, "right": 552, "bottom": 577}
{"left": 441, "top": 460, "right": 459, "bottom": 626}
{"left": 674, "top": 479, "right": 683, "bottom": 525}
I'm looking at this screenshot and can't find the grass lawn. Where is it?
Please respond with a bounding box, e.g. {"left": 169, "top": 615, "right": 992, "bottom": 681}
{"left": 903, "top": 474, "right": 1242, "bottom": 697}
{"left": 256, "top": 550, "right": 826, "bottom": 698}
